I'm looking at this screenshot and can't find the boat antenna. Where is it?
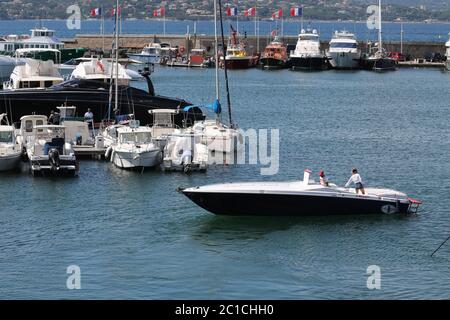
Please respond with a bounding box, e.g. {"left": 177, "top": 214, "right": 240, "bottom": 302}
{"left": 218, "top": 0, "right": 234, "bottom": 128}
{"left": 431, "top": 234, "right": 450, "bottom": 257}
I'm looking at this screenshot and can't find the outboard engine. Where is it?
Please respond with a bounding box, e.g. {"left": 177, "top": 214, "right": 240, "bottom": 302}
{"left": 48, "top": 148, "right": 61, "bottom": 171}
{"left": 139, "top": 67, "right": 155, "bottom": 96}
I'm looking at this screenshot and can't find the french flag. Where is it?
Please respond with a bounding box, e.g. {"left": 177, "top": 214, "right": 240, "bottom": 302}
{"left": 111, "top": 6, "right": 122, "bottom": 16}
{"left": 90, "top": 8, "right": 102, "bottom": 17}
{"left": 244, "top": 7, "right": 256, "bottom": 17}
{"left": 153, "top": 7, "right": 165, "bottom": 17}
{"left": 272, "top": 9, "right": 283, "bottom": 20}
{"left": 226, "top": 7, "right": 238, "bottom": 17}
{"left": 290, "top": 7, "right": 303, "bottom": 17}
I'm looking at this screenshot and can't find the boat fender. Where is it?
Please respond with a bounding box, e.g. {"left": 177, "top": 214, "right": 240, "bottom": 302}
{"left": 105, "top": 146, "right": 113, "bottom": 159}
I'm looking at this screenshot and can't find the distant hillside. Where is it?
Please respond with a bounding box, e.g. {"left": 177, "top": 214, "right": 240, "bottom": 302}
{"left": 0, "top": 0, "right": 449, "bottom": 21}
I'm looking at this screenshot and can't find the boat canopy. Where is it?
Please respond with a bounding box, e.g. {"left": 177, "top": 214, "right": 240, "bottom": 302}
{"left": 184, "top": 99, "right": 221, "bottom": 115}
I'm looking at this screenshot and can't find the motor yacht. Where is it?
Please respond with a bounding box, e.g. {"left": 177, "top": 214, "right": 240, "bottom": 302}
{"left": 327, "top": 31, "right": 361, "bottom": 70}
{"left": 0, "top": 113, "right": 21, "bottom": 171}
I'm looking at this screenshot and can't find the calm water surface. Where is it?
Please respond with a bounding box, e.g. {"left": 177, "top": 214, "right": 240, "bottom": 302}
{"left": 1, "top": 67, "right": 450, "bottom": 299}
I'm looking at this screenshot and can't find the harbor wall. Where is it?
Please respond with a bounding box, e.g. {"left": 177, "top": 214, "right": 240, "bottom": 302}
{"left": 63, "top": 35, "right": 446, "bottom": 58}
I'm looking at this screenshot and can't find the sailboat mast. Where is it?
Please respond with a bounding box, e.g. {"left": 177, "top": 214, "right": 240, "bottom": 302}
{"left": 218, "top": 0, "right": 233, "bottom": 127}
{"left": 214, "top": 0, "right": 220, "bottom": 101}
{"left": 378, "top": 0, "right": 383, "bottom": 54}
{"left": 115, "top": 0, "right": 120, "bottom": 116}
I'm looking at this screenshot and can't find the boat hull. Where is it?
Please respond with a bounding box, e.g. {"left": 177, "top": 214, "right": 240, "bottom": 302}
{"left": 361, "top": 57, "right": 397, "bottom": 71}
{"left": 112, "top": 149, "right": 162, "bottom": 169}
{"left": 224, "top": 58, "right": 253, "bottom": 70}
{"left": 30, "top": 158, "right": 77, "bottom": 176}
{"left": 0, "top": 86, "right": 202, "bottom": 127}
{"left": 0, "top": 153, "right": 21, "bottom": 171}
{"left": 182, "top": 191, "right": 411, "bottom": 216}
{"left": 258, "top": 57, "right": 287, "bottom": 70}
{"left": 328, "top": 52, "right": 361, "bottom": 70}
{"left": 445, "top": 60, "right": 450, "bottom": 71}
{"left": 128, "top": 54, "right": 160, "bottom": 64}
{"left": 289, "top": 56, "right": 329, "bottom": 71}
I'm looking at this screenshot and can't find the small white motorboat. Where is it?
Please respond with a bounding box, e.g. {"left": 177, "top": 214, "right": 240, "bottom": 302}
{"left": 25, "top": 125, "right": 77, "bottom": 176}
{"left": 108, "top": 121, "right": 162, "bottom": 169}
{"left": 162, "top": 130, "right": 208, "bottom": 173}
{"left": 0, "top": 113, "right": 22, "bottom": 172}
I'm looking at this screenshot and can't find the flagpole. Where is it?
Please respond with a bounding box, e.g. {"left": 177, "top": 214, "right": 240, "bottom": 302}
{"left": 236, "top": 3, "right": 239, "bottom": 35}
{"left": 101, "top": 8, "right": 105, "bottom": 54}
{"left": 164, "top": 5, "right": 166, "bottom": 36}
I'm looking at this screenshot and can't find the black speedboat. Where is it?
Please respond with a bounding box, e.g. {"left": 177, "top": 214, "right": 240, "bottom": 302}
{"left": 0, "top": 73, "right": 204, "bottom": 126}
{"left": 181, "top": 172, "right": 422, "bottom": 216}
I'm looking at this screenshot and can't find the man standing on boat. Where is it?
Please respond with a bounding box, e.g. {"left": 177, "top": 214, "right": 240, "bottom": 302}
{"left": 345, "top": 168, "right": 366, "bottom": 195}
{"left": 84, "top": 108, "right": 94, "bottom": 130}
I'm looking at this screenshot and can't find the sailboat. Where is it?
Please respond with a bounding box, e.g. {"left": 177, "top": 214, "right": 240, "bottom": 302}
{"left": 190, "top": 0, "right": 243, "bottom": 154}
{"left": 360, "top": 0, "right": 397, "bottom": 71}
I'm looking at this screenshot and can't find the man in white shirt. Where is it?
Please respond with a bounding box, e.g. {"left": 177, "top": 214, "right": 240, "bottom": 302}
{"left": 345, "top": 168, "right": 365, "bottom": 195}
{"left": 84, "top": 108, "right": 94, "bottom": 130}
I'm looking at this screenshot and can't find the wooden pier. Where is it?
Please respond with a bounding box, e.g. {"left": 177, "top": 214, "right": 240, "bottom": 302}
{"left": 73, "top": 145, "right": 106, "bottom": 160}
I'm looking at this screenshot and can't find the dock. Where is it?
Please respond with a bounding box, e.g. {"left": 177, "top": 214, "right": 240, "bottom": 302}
{"left": 73, "top": 145, "right": 106, "bottom": 160}
{"left": 398, "top": 60, "right": 445, "bottom": 68}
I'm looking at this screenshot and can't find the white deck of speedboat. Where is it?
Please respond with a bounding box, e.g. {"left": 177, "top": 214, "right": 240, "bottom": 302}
{"left": 184, "top": 181, "right": 409, "bottom": 202}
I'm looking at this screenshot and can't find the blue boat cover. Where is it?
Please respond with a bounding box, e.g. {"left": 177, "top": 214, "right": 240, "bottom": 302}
{"left": 184, "top": 99, "right": 221, "bottom": 115}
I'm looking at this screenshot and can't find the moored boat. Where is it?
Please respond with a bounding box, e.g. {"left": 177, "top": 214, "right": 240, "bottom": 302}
{"left": 289, "top": 29, "right": 328, "bottom": 71}
{"left": 445, "top": 35, "right": 450, "bottom": 71}
{"left": 258, "top": 36, "right": 288, "bottom": 70}
{"left": 327, "top": 30, "right": 361, "bottom": 70}
{"left": 0, "top": 113, "right": 21, "bottom": 172}
{"left": 223, "top": 25, "right": 254, "bottom": 70}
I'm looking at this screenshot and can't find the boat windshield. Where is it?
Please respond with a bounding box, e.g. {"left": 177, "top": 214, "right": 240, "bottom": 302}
{"left": 120, "top": 132, "right": 152, "bottom": 144}
{"left": 0, "top": 131, "right": 13, "bottom": 143}
{"left": 300, "top": 35, "right": 319, "bottom": 41}
{"left": 330, "top": 43, "right": 358, "bottom": 49}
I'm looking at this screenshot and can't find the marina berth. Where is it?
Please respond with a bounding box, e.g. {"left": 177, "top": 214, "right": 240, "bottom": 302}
{"left": 181, "top": 170, "right": 422, "bottom": 216}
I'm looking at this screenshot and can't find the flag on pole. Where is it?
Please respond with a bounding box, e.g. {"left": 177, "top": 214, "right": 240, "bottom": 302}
{"left": 244, "top": 7, "right": 256, "bottom": 17}
{"left": 111, "top": 6, "right": 122, "bottom": 16}
{"left": 271, "top": 9, "right": 283, "bottom": 20}
{"left": 226, "top": 7, "right": 238, "bottom": 17}
{"left": 153, "top": 7, "right": 165, "bottom": 17}
{"left": 90, "top": 8, "right": 102, "bottom": 17}
{"left": 290, "top": 7, "right": 303, "bottom": 17}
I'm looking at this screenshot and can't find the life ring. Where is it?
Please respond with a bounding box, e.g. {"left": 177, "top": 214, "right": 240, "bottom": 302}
{"left": 179, "top": 46, "right": 186, "bottom": 55}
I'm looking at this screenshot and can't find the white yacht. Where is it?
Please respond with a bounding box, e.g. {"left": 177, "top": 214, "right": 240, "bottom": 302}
{"left": 2, "top": 58, "right": 63, "bottom": 90}
{"left": 70, "top": 58, "right": 132, "bottom": 85}
{"left": 0, "top": 113, "right": 22, "bottom": 171}
{"left": 0, "top": 28, "right": 85, "bottom": 63}
{"left": 289, "top": 29, "right": 329, "bottom": 71}
{"left": 108, "top": 121, "right": 162, "bottom": 169}
{"left": 25, "top": 124, "right": 77, "bottom": 176}
{"left": 445, "top": 35, "right": 450, "bottom": 71}
{"left": 327, "top": 30, "right": 361, "bottom": 70}
{"left": 0, "top": 55, "right": 25, "bottom": 85}
{"left": 128, "top": 42, "right": 162, "bottom": 64}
